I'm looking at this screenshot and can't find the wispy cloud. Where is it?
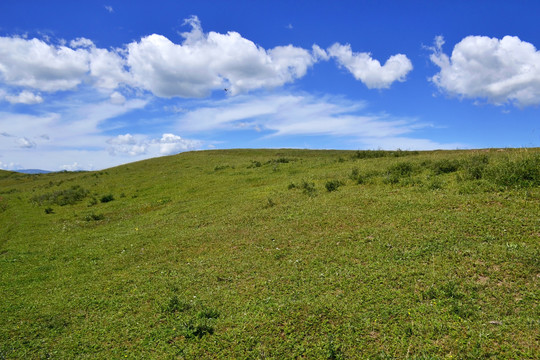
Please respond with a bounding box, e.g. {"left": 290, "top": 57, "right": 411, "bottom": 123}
{"left": 104, "top": 5, "right": 114, "bottom": 13}
{"left": 177, "top": 93, "right": 464, "bottom": 150}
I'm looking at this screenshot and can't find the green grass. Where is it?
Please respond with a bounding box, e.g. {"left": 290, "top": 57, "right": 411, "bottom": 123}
{"left": 1, "top": 148, "right": 539, "bottom": 359}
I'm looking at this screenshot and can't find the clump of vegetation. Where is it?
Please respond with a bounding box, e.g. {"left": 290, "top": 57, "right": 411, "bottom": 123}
{"left": 100, "top": 194, "right": 114, "bottom": 203}
{"left": 44, "top": 207, "right": 54, "bottom": 214}
{"left": 352, "top": 149, "right": 419, "bottom": 159}
{"left": 265, "top": 197, "right": 276, "bottom": 208}
{"left": 431, "top": 159, "right": 461, "bottom": 174}
{"left": 461, "top": 154, "right": 489, "bottom": 180}
{"left": 325, "top": 179, "right": 343, "bottom": 192}
{"left": 181, "top": 319, "right": 215, "bottom": 339}
{"left": 162, "top": 295, "right": 191, "bottom": 313}
{"left": 31, "top": 185, "right": 89, "bottom": 206}
{"left": 486, "top": 154, "right": 540, "bottom": 188}
{"left": 247, "top": 160, "right": 262, "bottom": 168}
{"left": 214, "top": 165, "right": 231, "bottom": 171}
{"left": 384, "top": 162, "right": 415, "bottom": 184}
{"left": 85, "top": 213, "right": 104, "bottom": 221}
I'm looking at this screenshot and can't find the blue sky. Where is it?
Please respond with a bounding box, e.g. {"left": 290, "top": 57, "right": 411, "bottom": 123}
{"left": 1, "top": 0, "right": 540, "bottom": 171}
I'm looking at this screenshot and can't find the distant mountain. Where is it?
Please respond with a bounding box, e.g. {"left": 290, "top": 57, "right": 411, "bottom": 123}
{"left": 16, "top": 169, "right": 52, "bottom": 174}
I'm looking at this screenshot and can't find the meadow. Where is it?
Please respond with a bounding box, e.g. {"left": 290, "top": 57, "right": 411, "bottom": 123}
{"left": 0, "top": 148, "right": 539, "bottom": 359}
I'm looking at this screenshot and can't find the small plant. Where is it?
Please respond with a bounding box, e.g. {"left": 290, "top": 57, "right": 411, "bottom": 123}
{"left": 197, "top": 307, "right": 220, "bottom": 319}
{"left": 31, "top": 185, "right": 89, "bottom": 206}
{"left": 325, "top": 179, "right": 343, "bottom": 192}
{"left": 265, "top": 197, "right": 276, "bottom": 208}
{"left": 287, "top": 183, "right": 296, "bottom": 190}
{"left": 181, "top": 319, "right": 215, "bottom": 338}
{"left": 431, "top": 159, "right": 461, "bottom": 174}
{"left": 301, "top": 180, "right": 316, "bottom": 196}
{"left": 462, "top": 154, "right": 489, "bottom": 180}
{"left": 88, "top": 197, "right": 98, "bottom": 207}
{"left": 85, "top": 213, "right": 104, "bottom": 221}
{"left": 163, "top": 295, "right": 191, "bottom": 313}
{"left": 247, "top": 160, "right": 262, "bottom": 168}
{"left": 214, "top": 165, "right": 230, "bottom": 171}
{"left": 44, "top": 207, "right": 54, "bottom": 214}
{"left": 100, "top": 194, "right": 114, "bottom": 203}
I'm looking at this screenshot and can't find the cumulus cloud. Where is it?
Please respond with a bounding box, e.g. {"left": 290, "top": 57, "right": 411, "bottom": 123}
{"left": 430, "top": 35, "right": 540, "bottom": 107}
{"left": 0, "top": 36, "right": 129, "bottom": 92}
{"left": 156, "top": 133, "right": 201, "bottom": 155}
{"left": 0, "top": 36, "right": 89, "bottom": 91}
{"left": 5, "top": 90, "right": 43, "bottom": 104}
{"left": 328, "top": 43, "right": 413, "bottom": 89}
{"left": 107, "top": 133, "right": 201, "bottom": 156}
{"left": 126, "top": 15, "right": 319, "bottom": 97}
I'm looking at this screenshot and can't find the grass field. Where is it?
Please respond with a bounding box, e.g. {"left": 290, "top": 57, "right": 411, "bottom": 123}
{"left": 1, "top": 148, "right": 539, "bottom": 359}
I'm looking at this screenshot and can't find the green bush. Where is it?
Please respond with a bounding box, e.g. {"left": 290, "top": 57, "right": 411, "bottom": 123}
{"left": 325, "top": 179, "right": 343, "bottom": 192}
{"left": 85, "top": 213, "right": 104, "bottom": 221}
{"left": 486, "top": 154, "right": 540, "bottom": 188}
{"left": 31, "top": 185, "right": 89, "bottom": 206}
{"left": 431, "top": 159, "right": 461, "bottom": 174}
{"left": 462, "top": 154, "right": 489, "bottom": 180}
{"left": 100, "top": 194, "right": 114, "bottom": 203}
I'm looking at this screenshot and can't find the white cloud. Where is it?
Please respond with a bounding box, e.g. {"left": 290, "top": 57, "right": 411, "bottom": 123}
{"left": 0, "top": 36, "right": 89, "bottom": 91}
{"left": 0, "top": 36, "right": 129, "bottom": 93}
{"left": 156, "top": 133, "right": 201, "bottom": 155}
{"left": 126, "top": 15, "right": 319, "bottom": 97}
{"left": 430, "top": 35, "right": 540, "bottom": 107}
{"left": 0, "top": 161, "right": 22, "bottom": 171}
{"left": 16, "top": 137, "right": 36, "bottom": 148}
{"left": 177, "top": 93, "right": 462, "bottom": 150}
{"left": 107, "top": 133, "right": 201, "bottom": 156}
{"left": 109, "top": 91, "right": 126, "bottom": 104}
{"left": 104, "top": 5, "right": 114, "bottom": 13}
{"left": 328, "top": 43, "right": 413, "bottom": 89}
{"left": 60, "top": 162, "right": 84, "bottom": 171}
{"left": 4, "top": 90, "right": 43, "bottom": 104}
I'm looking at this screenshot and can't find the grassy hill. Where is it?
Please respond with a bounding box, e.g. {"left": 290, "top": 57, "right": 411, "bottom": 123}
{"left": 1, "top": 148, "right": 539, "bottom": 359}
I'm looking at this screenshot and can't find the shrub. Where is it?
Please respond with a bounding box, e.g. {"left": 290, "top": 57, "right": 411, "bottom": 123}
{"left": 384, "top": 162, "right": 415, "bottom": 184}
{"left": 325, "top": 179, "right": 343, "bottom": 192}
{"left": 432, "top": 159, "right": 461, "bottom": 174}
{"left": 462, "top": 154, "right": 489, "bottom": 180}
{"left": 85, "top": 213, "right": 104, "bottom": 221}
{"left": 486, "top": 154, "right": 540, "bottom": 188}
{"left": 301, "top": 180, "right": 316, "bottom": 196}
{"left": 100, "top": 194, "right": 114, "bottom": 203}
{"left": 31, "top": 185, "right": 89, "bottom": 206}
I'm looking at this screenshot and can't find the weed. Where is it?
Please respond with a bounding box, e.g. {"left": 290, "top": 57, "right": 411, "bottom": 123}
{"left": 100, "top": 194, "right": 114, "bottom": 203}
{"left": 462, "top": 154, "right": 489, "bottom": 180}
{"left": 265, "top": 198, "right": 276, "bottom": 208}
{"left": 431, "top": 159, "right": 461, "bottom": 174}
{"left": 197, "top": 307, "right": 220, "bottom": 319}
{"left": 44, "top": 207, "right": 54, "bottom": 214}
{"left": 325, "top": 179, "right": 343, "bottom": 192}
{"left": 486, "top": 154, "right": 540, "bottom": 188}
{"left": 301, "top": 180, "right": 316, "bottom": 196}
{"left": 31, "top": 185, "right": 89, "bottom": 206}
{"left": 163, "top": 295, "right": 191, "bottom": 313}
{"left": 85, "top": 213, "right": 104, "bottom": 221}
{"left": 247, "top": 160, "right": 262, "bottom": 168}
{"left": 181, "top": 319, "right": 215, "bottom": 338}
{"left": 384, "top": 162, "right": 415, "bottom": 184}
